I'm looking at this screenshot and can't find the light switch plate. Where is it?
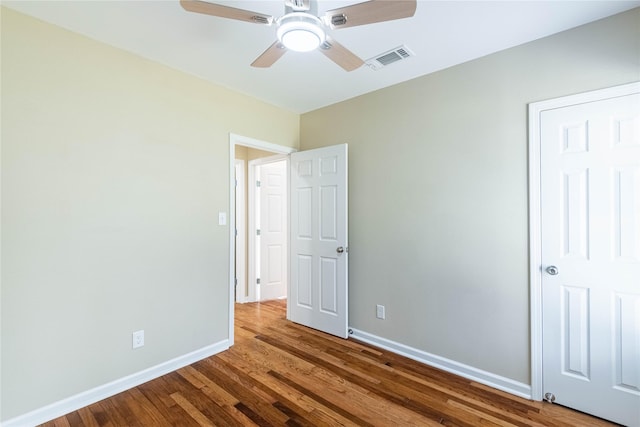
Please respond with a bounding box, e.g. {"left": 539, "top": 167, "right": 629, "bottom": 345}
{"left": 218, "top": 212, "right": 226, "bottom": 225}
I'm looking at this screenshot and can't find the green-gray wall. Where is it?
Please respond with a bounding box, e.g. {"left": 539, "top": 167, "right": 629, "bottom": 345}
{"left": 300, "top": 8, "right": 640, "bottom": 384}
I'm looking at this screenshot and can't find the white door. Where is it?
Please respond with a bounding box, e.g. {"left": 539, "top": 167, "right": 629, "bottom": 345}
{"left": 259, "top": 160, "right": 288, "bottom": 301}
{"left": 540, "top": 90, "right": 640, "bottom": 426}
{"left": 289, "top": 144, "right": 348, "bottom": 338}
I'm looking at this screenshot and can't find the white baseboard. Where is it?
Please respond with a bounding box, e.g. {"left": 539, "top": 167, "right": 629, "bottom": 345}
{"left": 349, "top": 328, "right": 532, "bottom": 399}
{"left": 1, "top": 340, "right": 230, "bottom": 427}
{"left": 4, "top": 331, "right": 532, "bottom": 426}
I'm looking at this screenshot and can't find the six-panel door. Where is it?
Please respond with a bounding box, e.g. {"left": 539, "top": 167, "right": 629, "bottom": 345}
{"left": 541, "top": 93, "right": 640, "bottom": 426}
{"left": 289, "top": 144, "right": 348, "bottom": 339}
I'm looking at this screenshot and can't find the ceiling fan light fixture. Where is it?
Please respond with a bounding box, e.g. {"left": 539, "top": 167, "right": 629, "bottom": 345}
{"left": 276, "top": 13, "right": 325, "bottom": 52}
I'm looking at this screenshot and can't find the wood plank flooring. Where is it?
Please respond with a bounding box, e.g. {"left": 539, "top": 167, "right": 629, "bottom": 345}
{"left": 42, "top": 300, "right": 617, "bottom": 426}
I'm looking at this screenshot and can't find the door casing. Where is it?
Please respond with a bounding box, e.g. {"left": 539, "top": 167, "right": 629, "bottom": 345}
{"left": 527, "top": 81, "right": 640, "bottom": 401}
{"left": 234, "top": 159, "right": 246, "bottom": 303}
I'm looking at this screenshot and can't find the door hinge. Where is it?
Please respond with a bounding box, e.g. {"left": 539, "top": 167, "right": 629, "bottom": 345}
{"left": 256, "top": 180, "right": 261, "bottom": 187}
{"left": 256, "top": 278, "right": 261, "bottom": 284}
{"left": 256, "top": 229, "right": 261, "bottom": 236}
{"left": 235, "top": 179, "right": 238, "bottom": 187}
{"left": 235, "top": 228, "right": 238, "bottom": 237}
{"left": 234, "top": 278, "right": 238, "bottom": 287}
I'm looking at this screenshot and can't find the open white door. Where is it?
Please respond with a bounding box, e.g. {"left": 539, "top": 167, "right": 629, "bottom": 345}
{"left": 289, "top": 144, "right": 348, "bottom": 338}
{"left": 538, "top": 87, "right": 640, "bottom": 426}
{"left": 259, "top": 160, "right": 288, "bottom": 301}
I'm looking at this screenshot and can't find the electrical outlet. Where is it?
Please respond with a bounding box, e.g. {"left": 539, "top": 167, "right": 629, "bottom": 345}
{"left": 376, "top": 304, "right": 386, "bottom": 320}
{"left": 132, "top": 330, "right": 144, "bottom": 349}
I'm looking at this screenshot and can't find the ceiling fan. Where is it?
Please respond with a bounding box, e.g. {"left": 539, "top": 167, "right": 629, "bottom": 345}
{"left": 180, "top": 0, "right": 417, "bottom": 71}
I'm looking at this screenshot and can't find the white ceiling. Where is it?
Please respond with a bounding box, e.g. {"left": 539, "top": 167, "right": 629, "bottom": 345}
{"left": 4, "top": 0, "right": 639, "bottom": 113}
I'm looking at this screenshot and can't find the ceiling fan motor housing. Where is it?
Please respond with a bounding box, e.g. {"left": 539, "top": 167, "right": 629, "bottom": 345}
{"left": 285, "top": 0, "right": 311, "bottom": 11}
{"left": 276, "top": 13, "right": 326, "bottom": 52}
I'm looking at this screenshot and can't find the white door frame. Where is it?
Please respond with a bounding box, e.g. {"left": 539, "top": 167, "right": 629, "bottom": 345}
{"left": 247, "top": 158, "right": 259, "bottom": 303}
{"left": 228, "top": 133, "right": 296, "bottom": 345}
{"left": 234, "top": 159, "right": 247, "bottom": 303}
{"left": 527, "top": 81, "right": 640, "bottom": 401}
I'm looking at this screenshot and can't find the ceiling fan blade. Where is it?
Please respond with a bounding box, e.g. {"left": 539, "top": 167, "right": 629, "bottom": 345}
{"left": 318, "top": 36, "right": 364, "bottom": 72}
{"left": 324, "top": 0, "right": 416, "bottom": 29}
{"left": 180, "top": 0, "right": 273, "bottom": 25}
{"left": 251, "top": 42, "right": 287, "bottom": 68}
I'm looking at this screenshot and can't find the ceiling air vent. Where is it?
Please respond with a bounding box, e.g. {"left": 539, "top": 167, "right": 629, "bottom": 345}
{"left": 365, "top": 45, "right": 415, "bottom": 71}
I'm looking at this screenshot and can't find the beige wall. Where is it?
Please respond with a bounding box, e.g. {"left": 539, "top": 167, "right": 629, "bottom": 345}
{"left": 0, "top": 8, "right": 298, "bottom": 420}
{"left": 235, "top": 146, "right": 277, "bottom": 161}
{"left": 300, "top": 9, "right": 640, "bottom": 384}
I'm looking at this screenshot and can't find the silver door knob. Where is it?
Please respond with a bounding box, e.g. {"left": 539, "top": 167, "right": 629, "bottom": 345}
{"left": 546, "top": 266, "right": 559, "bottom": 275}
{"left": 336, "top": 246, "right": 344, "bottom": 254}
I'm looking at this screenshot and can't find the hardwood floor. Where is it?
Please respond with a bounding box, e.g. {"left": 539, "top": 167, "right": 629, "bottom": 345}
{"left": 42, "top": 300, "right": 617, "bottom": 426}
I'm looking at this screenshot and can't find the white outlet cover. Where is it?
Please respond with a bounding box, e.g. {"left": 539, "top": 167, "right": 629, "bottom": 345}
{"left": 132, "top": 330, "right": 144, "bottom": 349}
{"left": 218, "top": 212, "right": 227, "bottom": 225}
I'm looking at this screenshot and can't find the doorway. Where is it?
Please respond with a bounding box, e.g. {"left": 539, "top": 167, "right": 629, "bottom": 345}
{"left": 235, "top": 148, "right": 289, "bottom": 303}
{"left": 529, "top": 82, "right": 640, "bottom": 426}
{"left": 228, "top": 134, "right": 296, "bottom": 344}
{"left": 229, "top": 135, "right": 350, "bottom": 344}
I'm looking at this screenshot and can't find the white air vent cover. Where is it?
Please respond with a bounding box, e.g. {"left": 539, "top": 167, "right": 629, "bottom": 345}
{"left": 365, "top": 45, "right": 415, "bottom": 71}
